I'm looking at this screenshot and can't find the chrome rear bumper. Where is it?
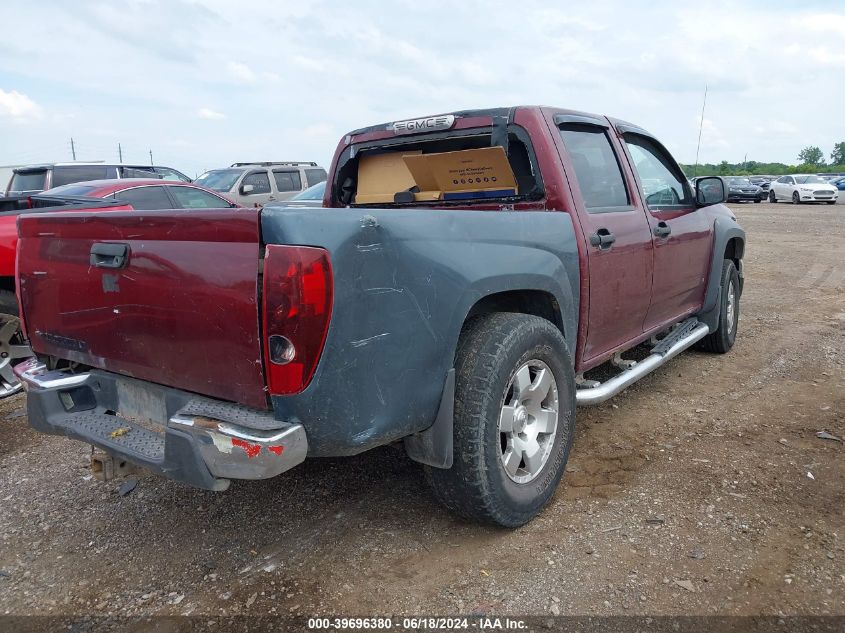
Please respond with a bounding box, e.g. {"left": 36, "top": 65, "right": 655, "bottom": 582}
{"left": 15, "top": 358, "right": 307, "bottom": 490}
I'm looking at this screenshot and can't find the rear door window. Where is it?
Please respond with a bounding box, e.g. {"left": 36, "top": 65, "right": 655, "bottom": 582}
{"left": 168, "top": 186, "right": 232, "bottom": 209}
{"left": 304, "top": 168, "right": 327, "bottom": 187}
{"left": 272, "top": 170, "right": 302, "bottom": 192}
{"left": 558, "top": 124, "right": 630, "bottom": 212}
{"left": 9, "top": 170, "right": 47, "bottom": 193}
{"left": 114, "top": 186, "right": 174, "bottom": 210}
{"left": 52, "top": 165, "right": 114, "bottom": 187}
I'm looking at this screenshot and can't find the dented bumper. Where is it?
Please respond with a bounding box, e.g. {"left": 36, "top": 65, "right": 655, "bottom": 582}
{"left": 15, "top": 358, "right": 307, "bottom": 491}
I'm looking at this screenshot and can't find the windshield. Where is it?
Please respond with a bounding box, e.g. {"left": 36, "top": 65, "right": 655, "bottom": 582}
{"left": 9, "top": 170, "right": 47, "bottom": 193}
{"left": 727, "top": 178, "right": 752, "bottom": 186}
{"left": 291, "top": 181, "right": 325, "bottom": 201}
{"left": 795, "top": 175, "right": 826, "bottom": 184}
{"left": 194, "top": 169, "right": 243, "bottom": 192}
{"left": 43, "top": 183, "right": 103, "bottom": 196}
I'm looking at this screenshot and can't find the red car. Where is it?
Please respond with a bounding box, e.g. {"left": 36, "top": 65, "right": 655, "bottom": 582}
{"left": 0, "top": 179, "right": 239, "bottom": 396}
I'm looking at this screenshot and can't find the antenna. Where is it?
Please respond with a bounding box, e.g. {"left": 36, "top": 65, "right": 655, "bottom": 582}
{"left": 693, "top": 85, "right": 707, "bottom": 178}
{"left": 118, "top": 143, "right": 123, "bottom": 162}
{"left": 70, "top": 137, "right": 77, "bottom": 161}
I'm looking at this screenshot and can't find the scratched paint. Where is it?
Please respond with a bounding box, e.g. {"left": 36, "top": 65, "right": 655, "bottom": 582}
{"left": 349, "top": 333, "right": 390, "bottom": 348}
{"left": 267, "top": 445, "right": 284, "bottom": 456}
{"left": 231, "top": 437, "right": 261, "bottom": 459}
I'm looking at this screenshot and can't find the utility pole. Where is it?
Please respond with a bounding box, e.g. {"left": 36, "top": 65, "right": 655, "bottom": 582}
{"left": 118, "top": 143, "right": 123, "bottom": 162}
{"left": 70, "top": 137, "right": 76, "bottom": 161}
{"left": 693, "top": 85, "right": 707, "bottom": 178}
{"left": 149, "top": 149, "right": 153, "bottom": 166}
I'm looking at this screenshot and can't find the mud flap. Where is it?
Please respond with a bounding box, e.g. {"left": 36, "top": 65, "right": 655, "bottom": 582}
{"left": 404, "top": 369, "right": 454, "bottom": 469}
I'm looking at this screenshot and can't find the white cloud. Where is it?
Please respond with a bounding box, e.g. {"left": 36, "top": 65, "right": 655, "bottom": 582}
{"left": 0, "top": 89, "right": 43, "bottom": 121}
{"left": 226, "top": 61, "right": 257, "bottom": 83}
{"left": 198, "top": 107, "right": 225, "bottom": 120}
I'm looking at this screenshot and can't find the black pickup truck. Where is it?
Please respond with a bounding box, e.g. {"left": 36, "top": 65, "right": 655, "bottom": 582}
{"left": 14, "top": 106, "right": 744, "bottom": 526}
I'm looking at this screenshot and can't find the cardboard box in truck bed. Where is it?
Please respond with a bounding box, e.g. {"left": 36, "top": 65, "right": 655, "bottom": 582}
{"left": 354, "top": 147, "right": 517, "bottom": 204}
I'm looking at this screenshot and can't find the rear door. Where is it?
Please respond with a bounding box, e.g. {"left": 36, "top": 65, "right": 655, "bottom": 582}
{"left": 17, "top": 208, "right": 267, "bottom": 409}
{"left": 551, "top": 115, "right": 655, "bottom": 363}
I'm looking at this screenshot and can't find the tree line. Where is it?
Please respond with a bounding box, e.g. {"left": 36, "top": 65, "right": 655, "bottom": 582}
{"left": 681, "top": 142, "right": 845, "bottom": 177}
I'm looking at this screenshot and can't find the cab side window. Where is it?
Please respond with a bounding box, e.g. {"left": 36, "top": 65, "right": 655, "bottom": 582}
{"left": 624, "top": 134, "right": 692, "bottom": 210}
{"left": 558, "top": 124, "right": 629, "bottom": 212}
{"left": 242, "top": 171, "right": 271, "bottom": 194}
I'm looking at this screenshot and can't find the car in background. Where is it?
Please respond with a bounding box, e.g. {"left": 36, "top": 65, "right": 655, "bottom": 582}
{"left": 194, "top": 161, "right": 327, "bottom": 207}
{"left": 768, "top": 175, "right": 839, "bottom": 204}
{"left": 830, "top": 176, "right": 845, "bottom": 191}
{"left": 748, "top": 176, "right": 774, "bottom": 195}
{"left": 264, "top": 181, "right": 326, "bottom": 209}
{"left": 5, "top": 162, "right": 192, "bottom": 195}
{"left": 723, "top": 177, "right": 763, "bottom": 203}
{"left": 42, "top": 179, "right": 238, "bottom": 209}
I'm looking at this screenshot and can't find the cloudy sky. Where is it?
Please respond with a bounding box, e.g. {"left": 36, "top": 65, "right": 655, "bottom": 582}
{"left": 1, "top": 0, "right": 843, "bottom": 177}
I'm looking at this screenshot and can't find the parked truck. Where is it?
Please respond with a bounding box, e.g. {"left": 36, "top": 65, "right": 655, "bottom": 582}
{"left": 14, "top": 106, "right": 744, "bottom": 527}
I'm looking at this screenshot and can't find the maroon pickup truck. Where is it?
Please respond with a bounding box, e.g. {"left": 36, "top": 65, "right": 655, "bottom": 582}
{"left": 14, "top": 106, "right": 744, "bottom": 526}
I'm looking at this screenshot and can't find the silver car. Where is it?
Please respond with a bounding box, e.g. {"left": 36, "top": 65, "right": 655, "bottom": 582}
{"left": 194, "top": 161, "right": 327, "bottom": 206}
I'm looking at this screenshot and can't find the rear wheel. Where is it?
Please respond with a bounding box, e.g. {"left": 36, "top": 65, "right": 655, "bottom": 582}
{"left": 0, "top": 290, "right": 31, "bottom": 398}
{"left": 425, "top": 313, "right": 575, "bottom": 527}
{"left": 698, "top": 260, "right": 740, "bottom": 354}
{"left": 792, "top": 191, "right": 800, "bottom": 204}
{"left": 768, "top": 190, "right": 776, "bottom": 203}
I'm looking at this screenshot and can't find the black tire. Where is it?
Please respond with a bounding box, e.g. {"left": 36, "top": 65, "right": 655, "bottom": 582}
{"left": 754, "top": 198, "right": 761, "bottom": 203}
{"left": 698, "top": 260, "right": 740, "bottom": 354}
{"left": 768, "top": 190, "right": 776, "bottom": 203}
{"left": 826, "top": 201, "right": 835, "bottom": 205}
{"left": 792, "top": 191, "right": 800, "bottom": 204}
{"left": 424, "top": 313, "right": 576, "bottom": 527}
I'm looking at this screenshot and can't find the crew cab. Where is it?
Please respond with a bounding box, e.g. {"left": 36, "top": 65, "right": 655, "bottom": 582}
{"left": 14, "top": 106, "right": 745, "bottom": 527}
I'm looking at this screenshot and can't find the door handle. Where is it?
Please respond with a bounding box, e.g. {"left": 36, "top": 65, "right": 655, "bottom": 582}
{"left": 90, "top": 242, "right": 129, "bottom": 269}
{"left": 653, "top": 222, "right": 671, "bottom": 238}
{"left": 589, "top": 228, "right": 616, "bottom": 249}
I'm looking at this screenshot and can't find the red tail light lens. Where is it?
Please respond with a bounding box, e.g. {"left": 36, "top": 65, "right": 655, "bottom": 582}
{"left": 262, "top": 245, "right": 333, "bottom": 395}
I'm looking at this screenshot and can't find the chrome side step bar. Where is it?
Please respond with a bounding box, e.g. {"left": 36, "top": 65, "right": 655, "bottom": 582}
{"left": 576, "top": 321, "right": 710, "bottom": 406}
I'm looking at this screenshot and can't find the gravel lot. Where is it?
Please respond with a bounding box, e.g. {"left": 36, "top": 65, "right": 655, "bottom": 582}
{"left": 0, "top": 201, "right": 843, "bottom": 620}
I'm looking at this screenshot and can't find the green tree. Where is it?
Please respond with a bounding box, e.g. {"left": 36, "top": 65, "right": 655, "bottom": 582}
{"left": 831, "top": 142, "right": 845, "bottom": 166}
{"left": 718, "top": 160, "right": 730, "bottom": 175}
{"left": 797, "top": 146, "right": 825, "bottom": 166}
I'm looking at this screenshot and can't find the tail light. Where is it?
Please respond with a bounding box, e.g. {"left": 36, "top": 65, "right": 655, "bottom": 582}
{"left": 262, "top": 245, "right": 333, "bottom": 395}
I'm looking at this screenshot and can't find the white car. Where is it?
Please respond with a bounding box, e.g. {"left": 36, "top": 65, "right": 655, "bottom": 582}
{"left": 768, "top": 174, "right": 838, "bottom": 204}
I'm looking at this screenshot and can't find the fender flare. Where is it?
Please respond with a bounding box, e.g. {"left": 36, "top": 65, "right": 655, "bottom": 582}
{"left": 698, "top": 216, "right": 746, "bottom": 332}
{"left": 405, "top": 275, "right": 578, "bottom": 469}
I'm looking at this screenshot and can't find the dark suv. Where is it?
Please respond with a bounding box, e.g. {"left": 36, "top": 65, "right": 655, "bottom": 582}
{"left": 5, "top": 163, "right": 191, "bottom": 195}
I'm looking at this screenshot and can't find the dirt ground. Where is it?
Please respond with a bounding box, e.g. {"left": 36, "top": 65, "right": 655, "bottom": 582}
{"left": 0, "top": 201, "right": 843, "bottom": 621}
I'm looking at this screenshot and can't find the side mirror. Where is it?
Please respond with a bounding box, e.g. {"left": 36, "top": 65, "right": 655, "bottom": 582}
{"left": 240, "top": 183, "right": 255, "bottom": 195}
{"left": 695, "top": 176, "right": 725, "bottom": 207}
